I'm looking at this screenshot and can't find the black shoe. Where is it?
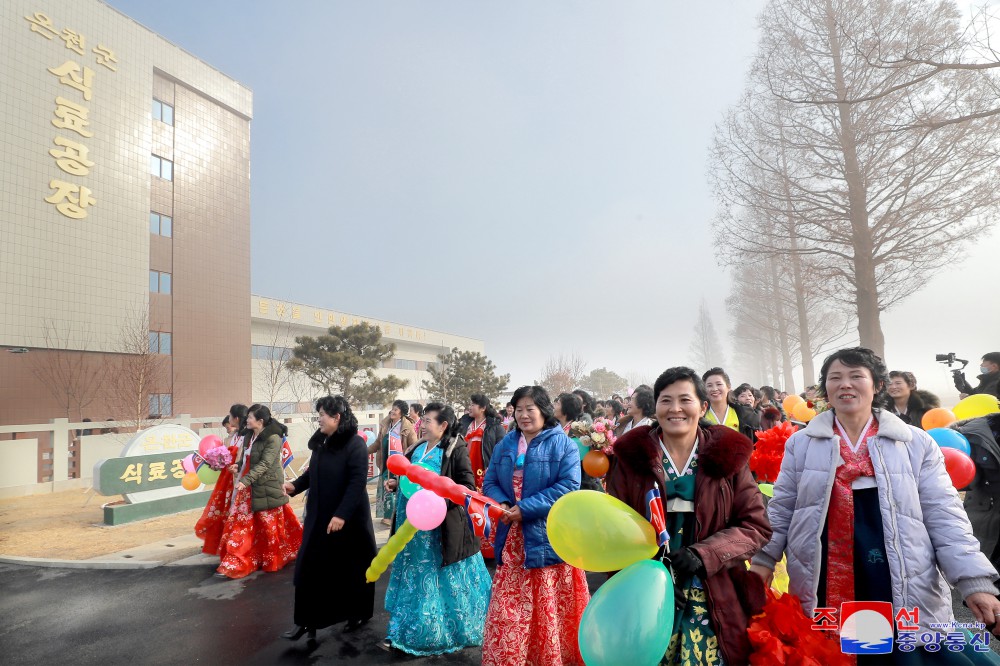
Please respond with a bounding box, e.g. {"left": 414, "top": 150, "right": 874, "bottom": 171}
{"left": 281, "top": 625, "right": 314, "bottom": 641}
{"left": 344, "top": 618, "right": 369, "bottom": 633}
{"left": 377, "top": 638, "right": 394, "bottom": 652}
{"left": 212, "top": 572, "right": 229, "bottom": 580}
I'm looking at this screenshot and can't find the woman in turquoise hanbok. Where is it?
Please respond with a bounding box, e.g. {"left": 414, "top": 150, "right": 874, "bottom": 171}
{"left": 381, "top": 402, "right": 492, "bottom": 655}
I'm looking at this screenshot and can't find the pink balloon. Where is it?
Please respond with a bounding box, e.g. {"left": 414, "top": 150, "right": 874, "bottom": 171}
{"left": 181, "top": 453, "right": 196, "bottom": 474}
{"left": 406, "top": 489, "right": 447, "bottom": 531}
{"left": 199, "top": 434, "right": 223, "bottom": 457}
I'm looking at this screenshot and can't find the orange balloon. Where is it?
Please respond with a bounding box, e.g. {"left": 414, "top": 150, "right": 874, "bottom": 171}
{"left": 792, "top": 402, "right": 817, "bottom": 422}
{"left": 583, "top": 450, "right": 610, "bottom": 478}
{"left": 921, "top": 407, "right": 957, "bottom": 431}
{"left": 782, "top": 395, "right": 805, "bottom": 414}
{"left": 181, "top": 472, "right": 200, "bottom": 491}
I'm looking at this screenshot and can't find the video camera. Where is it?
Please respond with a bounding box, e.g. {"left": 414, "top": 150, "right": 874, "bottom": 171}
{"left": 936, "top": 353, "right": 969, "bottom": 377}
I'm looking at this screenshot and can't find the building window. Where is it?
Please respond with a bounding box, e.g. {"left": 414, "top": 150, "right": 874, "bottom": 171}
{"left": 149, "top": 331, "right": 172, "bottom": 355}
{"left": 149, "top": 393, "right": 173, "bottom": 417}
{"left": 149, "top": 270, "right": 172, "bottom": 294}
{"left": 152, "top": 99, "right": 174, "bottom": 126}
{"left": 150, "top": 212, "right": 172, "bottom": 237}
{"left": 394, "top": 359, "right": 418, "bottom": 371}
{"left": 251, "top": 344, "right": 293, "bottom": 362}
{"left": 150, "top": 154, "right": 173, "bottom": 181}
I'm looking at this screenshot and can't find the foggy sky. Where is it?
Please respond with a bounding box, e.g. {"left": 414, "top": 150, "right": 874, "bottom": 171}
{"left": 107, "top": 0, "right": 999, "bottom": 405}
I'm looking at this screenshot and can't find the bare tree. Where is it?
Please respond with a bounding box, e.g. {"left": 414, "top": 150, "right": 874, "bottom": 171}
{"left": 536, "top": 353, "right": 587, "bottom": 398}
{"left": 710, "top": 0, "right": 1000, "bottom": 358}
{"left": 28, "top": 320, "right": 107, "bottom": 420}
{"left": 689, "top": 301, "right": 727, "bottom": 372}
{"left": 105, "top": 307, "right": 171, "bottom": 432}
{"left": 254, "top": 313, "right": 308, "bottom": 413}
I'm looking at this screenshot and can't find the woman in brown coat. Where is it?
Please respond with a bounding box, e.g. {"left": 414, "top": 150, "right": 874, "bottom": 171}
{"left": 607, "top": 366, "right": 771, "bottom": 665}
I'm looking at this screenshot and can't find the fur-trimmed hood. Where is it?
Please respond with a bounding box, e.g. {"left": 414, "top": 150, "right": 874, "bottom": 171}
{"left": 613, "top": 423, "right": 753, "bottom": 479}
{"left": 307, "top": 425, "right": 360, "bottom": 451}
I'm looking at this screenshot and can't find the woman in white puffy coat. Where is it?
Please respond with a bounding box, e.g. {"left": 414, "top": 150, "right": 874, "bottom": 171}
{"left": 750, "top": 347, "right": 1000, "bottom": 661}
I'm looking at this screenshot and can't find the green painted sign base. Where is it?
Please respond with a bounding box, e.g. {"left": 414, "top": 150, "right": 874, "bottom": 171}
{"left": 104, "top": 490, "right": 212, "bottom": 525}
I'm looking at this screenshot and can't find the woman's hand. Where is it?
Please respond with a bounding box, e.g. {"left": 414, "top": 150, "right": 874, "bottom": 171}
{"left": 965, "top": 592, "right": 1000, "bottom": 636}
{"left": 282, "top": 481, "right": 295, "bottom": 496}
{"left": 227, "top": 464, "right": 238, "bottom": 475}
{"left": 748, "top": 564, "right": 774, "bottom": 588}
{"left": 384, "top": 479, "right": 397, "bottom": 492}
{"left": 501, "top": 506, "right": 522, "bottom": 524}
{"left": 327, "top": 516, "right": 345, "bottom": 533}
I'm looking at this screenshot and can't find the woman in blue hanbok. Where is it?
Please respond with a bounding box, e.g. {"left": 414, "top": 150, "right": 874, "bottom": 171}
{"left": 381, "top": 402, "right": 492, "bottom": 655}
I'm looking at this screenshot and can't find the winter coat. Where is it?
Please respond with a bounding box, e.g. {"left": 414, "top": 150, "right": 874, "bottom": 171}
{"left": 463, "top": 415, "right": 506, "bottom": 470}
{"left": 889, "top": 389, "right": 940, "bottom": 430}
{"left": 375, "top": 415, "right": 417, "bottom": 470}
{"left": 240, "top": 421, "right": 289, "bottom": 512}
{"left": 392, "top": 435, "right": 482, "bottom": 566}
{"left": 752, "top": 409, "right": 999, "bottom": 636}
{"left": 956, "top": 370, "right": 1000, "bottom": 399}
{"left": 482, "top": 425, "right": 581, "bottom": 569}
{"left": 289, "top": 428, "right": 376, "bottom": 628}
{"left": 953, "top": 414, "right": 1000, "bottom": 570}
{"left": 607, "top": 424, "right": 772, "bottom": 666}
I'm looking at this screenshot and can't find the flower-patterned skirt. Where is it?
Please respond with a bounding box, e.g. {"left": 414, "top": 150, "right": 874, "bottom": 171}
{"left": 216, "top": 482, "right": 302, "bottom": 579}
{"left": 481, "top": 476, "right": 590, "bottom": 666}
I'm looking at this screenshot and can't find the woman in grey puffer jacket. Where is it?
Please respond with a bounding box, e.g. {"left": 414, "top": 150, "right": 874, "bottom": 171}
{"left": 750, "top": 348, "right": 1000, "bottom": 653}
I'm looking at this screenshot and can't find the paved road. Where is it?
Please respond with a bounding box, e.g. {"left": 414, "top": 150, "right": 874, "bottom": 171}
{"left": 1, "top": 561, "right": 996, "bottom": 664}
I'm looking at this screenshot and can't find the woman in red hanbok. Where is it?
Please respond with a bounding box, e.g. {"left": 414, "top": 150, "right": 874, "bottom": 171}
{"left": 215, "top": 404, "right": 302, "bottom": 579}
{"left": 195, "top": 404, "right": 248, "bottom": 555}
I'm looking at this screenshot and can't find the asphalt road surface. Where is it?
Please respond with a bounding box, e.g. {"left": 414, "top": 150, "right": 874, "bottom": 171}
{"left": 1, "top": 561, "right": 996, "bottom": 665}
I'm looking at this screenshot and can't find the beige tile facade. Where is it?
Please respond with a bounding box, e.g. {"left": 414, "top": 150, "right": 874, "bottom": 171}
{"left": 1, "top": 0, "right": 251, "bottom": 426}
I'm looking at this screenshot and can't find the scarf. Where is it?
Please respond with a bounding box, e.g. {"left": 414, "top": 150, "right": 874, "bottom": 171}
{"left": 826, "top": 417, "right": 879, "bottom": 611}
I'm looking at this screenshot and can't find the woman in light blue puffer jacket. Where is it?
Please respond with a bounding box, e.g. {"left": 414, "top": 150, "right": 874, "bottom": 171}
{"left": 750, "top": 348, "right": 1000, "bottom": 658}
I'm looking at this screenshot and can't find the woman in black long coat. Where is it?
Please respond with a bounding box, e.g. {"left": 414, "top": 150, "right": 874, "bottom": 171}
{"left": 281, "top": 395, "right": 376, "bottom": 641}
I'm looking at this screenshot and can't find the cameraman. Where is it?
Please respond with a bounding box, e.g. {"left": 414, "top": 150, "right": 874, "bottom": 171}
{"left": 954, "top": 352, "right": 1000, "bottom": 399}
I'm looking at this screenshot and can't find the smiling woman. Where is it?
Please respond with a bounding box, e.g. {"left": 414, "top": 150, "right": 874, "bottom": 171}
{"left": 607, "top": 367, "right": 771, "bottom": 665}
{"left": 751, "top": 347, "right": 1000, "bottom": 662}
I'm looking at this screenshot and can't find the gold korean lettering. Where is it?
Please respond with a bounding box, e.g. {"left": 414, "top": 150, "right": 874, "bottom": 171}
{"left": 328, "top": 313, "right": 336, "bottom": 325}
{"left": 60, "top": 28, "right": 85, "bottom": 55}
{"left": 52, "top": 96, "right": 94, "bottom": 137}
{"left": 292, "top": 306, "right": 301, "bottom": 320}
{"left": 170, "top": 459, "right": 185, "bottom": 480}
{"left": 275, "top": 302, "right": 286, "bottom": 317}
{"left": 147, "top": 462, "right": 168, "bottom": 481}
{"left": 340, "top": 316, "right": 348, "bottom": 326}
{"left": 24, "top": 12, "right": 58, "bottom": 39}
{"left": 120, "top": 463, "right": 143, "bottom": 485}
{"left": 259, "top": 300, "right": 269, "bottom": 315}
{"left": 92, "top": 44, "right": 118, "bottom": 72}
{"left": 45, "top": 180, "right": 95, "bottom": 219}
{"left": 49, "top": 136, "right": 95, "bottom": 176}
{"left": 48, "top": 61, "right": 94, "bottom": 101}
{"left": 313, "top": 311, "right": 322, "bottom": 324}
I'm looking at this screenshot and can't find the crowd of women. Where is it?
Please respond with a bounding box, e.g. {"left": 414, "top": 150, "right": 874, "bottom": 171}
{"left": 193, "top": 347, "right": 1000, "bottom": 665}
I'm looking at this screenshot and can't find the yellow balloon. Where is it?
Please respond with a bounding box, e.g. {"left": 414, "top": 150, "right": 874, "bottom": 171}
{"left": 758, "top": 483, "right": 774, "bottom": 498}
{"left": 547, "top": 490, "right": 658, "bottom": 572}
{"left": 782, "top": 394, "right": 804, "bottom": 414}
{"left": 792, "top": 402, "right": 817, "bottom": 422}
{"left": 953, "top": 394, "right": 1000, "bottom": 421}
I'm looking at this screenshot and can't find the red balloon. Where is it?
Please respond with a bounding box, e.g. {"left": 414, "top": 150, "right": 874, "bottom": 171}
{"left": 941, "top": 447, "right": 976, "bottom": 489}
{"left": 199, "top": 434, "right": 223, "bottom": 457}
{"left": 387, "top": 454, "right": 505, "bottom": 521}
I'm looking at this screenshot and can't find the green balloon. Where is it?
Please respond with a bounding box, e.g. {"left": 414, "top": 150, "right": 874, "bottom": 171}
{"left": 573, "top": 437, "right": 589, "bottom": 461}
{"left": 196, "top": 465, "right": 220, "bottom": 485}
{"left": 579, "top": 559, "right": 674, "bottom": 666}
{"left": 398, "top": 461, "right": 436, "bottom": 498}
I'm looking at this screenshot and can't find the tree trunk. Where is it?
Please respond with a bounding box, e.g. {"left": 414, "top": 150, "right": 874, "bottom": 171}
{"left": 825, "top": 0, "right": 885, "bottom": 358}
